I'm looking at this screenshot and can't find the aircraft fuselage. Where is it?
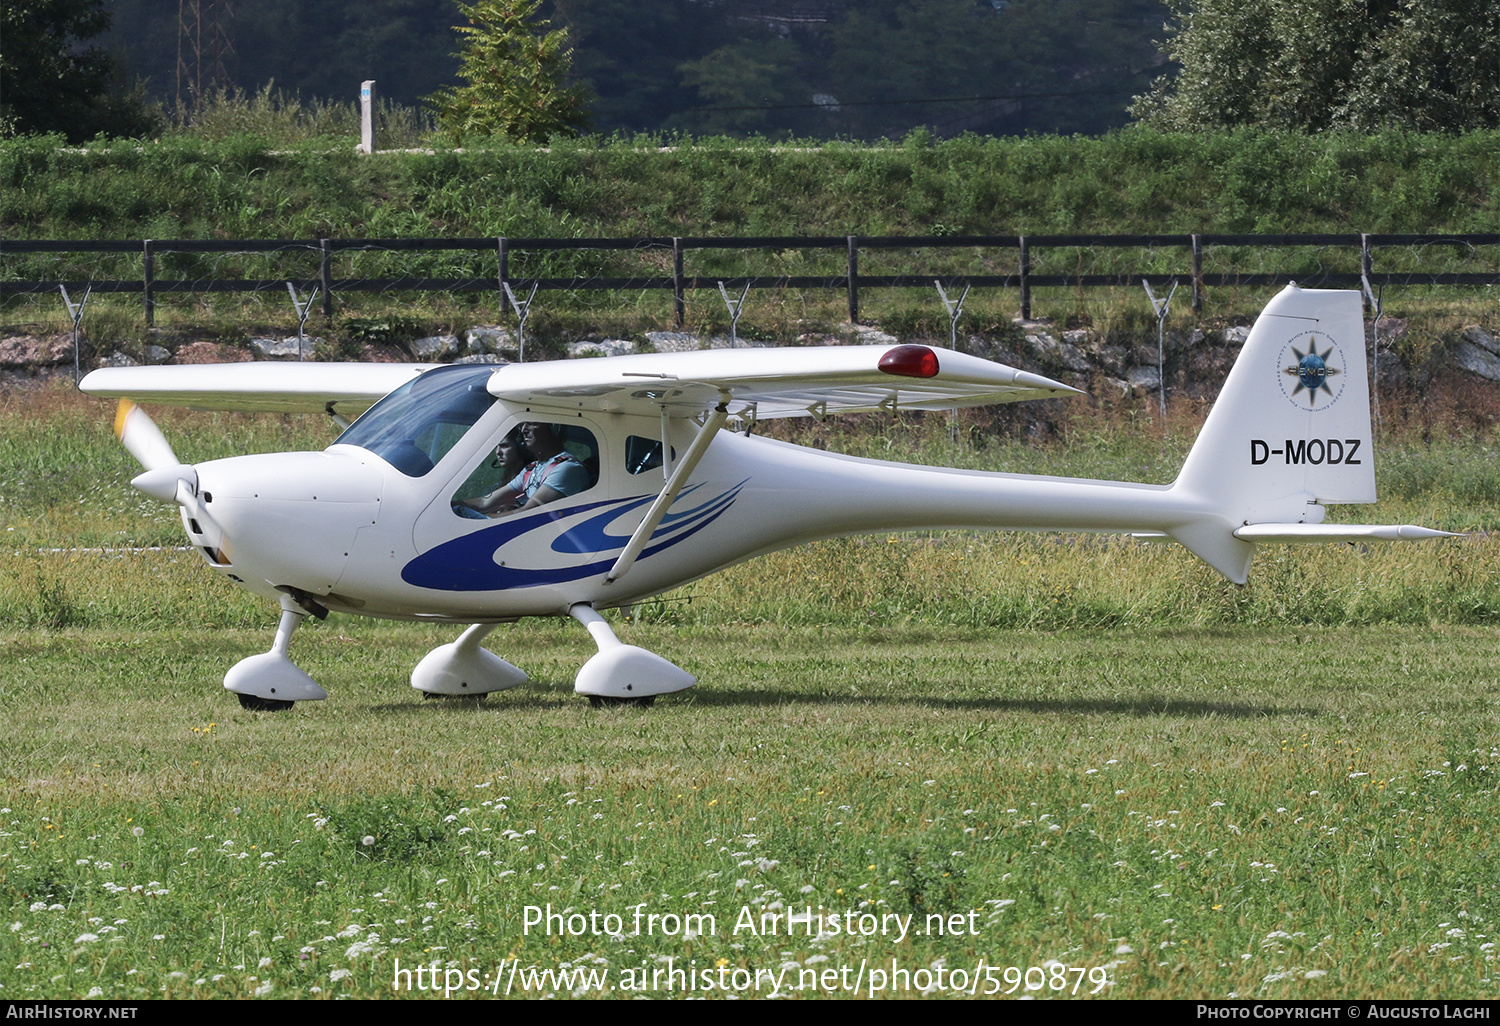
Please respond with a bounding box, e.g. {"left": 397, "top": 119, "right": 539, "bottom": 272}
{"left": 187, "top": 407, "right": 1316, "bottom": 623}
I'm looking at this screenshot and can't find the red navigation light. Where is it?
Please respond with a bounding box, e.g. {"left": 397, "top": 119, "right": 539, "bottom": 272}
{"left": 878, "top": 345, "right": 940, "bottom": 379}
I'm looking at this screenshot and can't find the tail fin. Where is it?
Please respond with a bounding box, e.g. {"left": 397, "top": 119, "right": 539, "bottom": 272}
{"left": 1170, "top": 285, "right": 1375, "bottom": 580}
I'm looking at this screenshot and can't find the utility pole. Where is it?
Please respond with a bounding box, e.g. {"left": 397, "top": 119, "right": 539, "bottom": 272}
{"left": 177, "top": 0, "right": 236, "bottom": 112}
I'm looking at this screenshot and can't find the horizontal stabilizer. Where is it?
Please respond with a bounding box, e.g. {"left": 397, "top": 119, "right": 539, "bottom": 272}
{"left": 1233, "top": 523, "right": 1459, "bottom": 543}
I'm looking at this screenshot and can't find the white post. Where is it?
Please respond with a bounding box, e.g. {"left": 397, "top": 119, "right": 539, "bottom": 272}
{"left": 359, "top": 80, "right": 377, "bottom": 154}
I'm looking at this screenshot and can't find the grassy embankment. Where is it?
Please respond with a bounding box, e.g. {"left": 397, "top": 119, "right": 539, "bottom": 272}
{"left": 4, "top": 129, "right": 1500, "bottom": 359}
{"left": 2, "top": 380, "right": 1499, "bottom": 999}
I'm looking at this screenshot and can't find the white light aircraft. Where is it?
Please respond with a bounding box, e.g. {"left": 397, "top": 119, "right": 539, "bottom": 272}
{"left": 80, "top": 285, "right": 1452, "bottom": 710}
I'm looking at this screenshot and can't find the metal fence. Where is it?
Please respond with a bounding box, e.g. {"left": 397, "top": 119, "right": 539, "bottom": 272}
{"left": 4, "top": 232, "right": 1499, "bottom": 326}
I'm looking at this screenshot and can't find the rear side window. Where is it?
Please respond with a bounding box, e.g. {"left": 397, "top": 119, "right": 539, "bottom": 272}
{"left": 626, "top": 435, "right": 676, "bottom": 475}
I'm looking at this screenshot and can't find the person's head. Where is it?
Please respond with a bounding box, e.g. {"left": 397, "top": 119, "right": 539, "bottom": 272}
{"left": 519, "top": 422, "right": 563, "bottom": 458}
{"left": 494, "top": 427, "right": 534, "bottom": 476}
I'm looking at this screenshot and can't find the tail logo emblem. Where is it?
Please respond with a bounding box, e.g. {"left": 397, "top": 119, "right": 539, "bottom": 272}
{"left": 1278, "top": 332, "right": 1345, "bottom": 410}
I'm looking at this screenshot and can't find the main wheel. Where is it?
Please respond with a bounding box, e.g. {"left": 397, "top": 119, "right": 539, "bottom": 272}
{"left": 237, "top": 693, "right": 294, "bottom": 712}
{"left": 587, "top": 695, "right": 656, "bottom": 709}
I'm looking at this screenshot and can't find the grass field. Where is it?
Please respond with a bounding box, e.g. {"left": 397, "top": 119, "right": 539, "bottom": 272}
{"left": 2, "top": 380, "right": 1499, "bottom": 999}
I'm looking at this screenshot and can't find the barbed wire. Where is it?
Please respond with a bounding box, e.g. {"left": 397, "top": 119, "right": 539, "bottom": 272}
{"left": 4, "top": 236, "right": 1499, "bottom": 332}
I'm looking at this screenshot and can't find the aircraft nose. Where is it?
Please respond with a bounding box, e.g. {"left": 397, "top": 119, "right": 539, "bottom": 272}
{"left": 193, "top": 451, "right": 384, "bottom": 595}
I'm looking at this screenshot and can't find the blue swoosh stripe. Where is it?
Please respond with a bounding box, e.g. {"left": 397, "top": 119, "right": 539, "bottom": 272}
{"left": 551, "top": 482, "right": 740, "bottom": 555}
{"left": 401, "top": 483, "right": 744, "bottom": 592}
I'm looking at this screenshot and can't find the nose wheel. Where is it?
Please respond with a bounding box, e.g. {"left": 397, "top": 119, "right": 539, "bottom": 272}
{"left": 224, "top": 594, "right": 329, "bottom": 711}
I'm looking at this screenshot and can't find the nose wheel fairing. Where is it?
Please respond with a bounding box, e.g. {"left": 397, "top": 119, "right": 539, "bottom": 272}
{"left": 223, "top": 594, "right": 330, "bottom": 707}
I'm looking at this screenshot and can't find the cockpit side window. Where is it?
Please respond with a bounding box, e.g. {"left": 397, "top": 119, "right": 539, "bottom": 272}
{"left": 334, "top": 365, "right": 498, "bottom": 478}
{"left": 451, "top": 420, "right": 600, "bottom": 518}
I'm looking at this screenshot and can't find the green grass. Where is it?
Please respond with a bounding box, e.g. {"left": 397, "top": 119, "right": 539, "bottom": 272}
{"left": 9, "top": 129, "right": 1500, "bottom": 242}
{"left": 3, "top": 623, "right": 1498, "bottom": 999}
{"left": 3, "top": 380, "right": 1499, "bottom": 999}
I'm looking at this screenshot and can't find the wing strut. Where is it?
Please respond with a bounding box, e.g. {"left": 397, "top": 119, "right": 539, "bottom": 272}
{"left": 606, "top": 393, "right": 730, "bottom": 586}
{"left": 660, "top": 406, "right": 673, "bottom": 478}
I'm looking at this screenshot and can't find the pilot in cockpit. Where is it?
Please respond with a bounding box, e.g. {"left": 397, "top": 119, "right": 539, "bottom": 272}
{"left": 455, "top": 422, "right": 590, "bottom": 517}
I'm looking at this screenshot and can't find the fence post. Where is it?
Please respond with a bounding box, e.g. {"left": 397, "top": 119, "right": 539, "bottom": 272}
{"left": 143, "top": 239, "right": 155, "bottom": 326}
{"left": 497, "top": 236, "right": 510, "bottom": 316}
{"left": 60, "top": 284, "right": 90, "bottom": 382}
{"left": 673, "top": 237, "right": 685, "bottom": 328}
{"left": 320, "top": 238, "right": 332, "bottom": 318}
{"left": 501, "top": 281, "right": 537, "bottom": 363}
{"left": 1191, "top": 233, "right": 1203, "bottom": 315}
{"left": 1018, "top": 236, "right": 1031, "bottom": 321}
{"left": 1361, "top": 233, "right": 1372, "bottom": 312}
{"left": 846, "top": 235, "right": 859, "bottom": 325}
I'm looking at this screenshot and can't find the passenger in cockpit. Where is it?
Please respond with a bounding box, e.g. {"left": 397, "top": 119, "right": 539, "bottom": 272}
{"left": 490, "top": 428, "right": 534, "bottom": 499}
{"left": 456, "top": 422, "right": 590, "bottom": 517}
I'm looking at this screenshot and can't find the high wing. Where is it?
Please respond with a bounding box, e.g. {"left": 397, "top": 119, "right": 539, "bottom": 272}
{"left": 78, "top": 362, "right": 438, "bottom": 416}
{"left": 486, "top": 344, "right": 1079, "bottom": 420}
{"left": 79, "top": 345, "right": 1077, "bottom": 421}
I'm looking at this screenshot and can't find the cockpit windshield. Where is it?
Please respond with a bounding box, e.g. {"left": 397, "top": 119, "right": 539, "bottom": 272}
{"left": 333, "top": 364, "right": 498, "bottom": 477}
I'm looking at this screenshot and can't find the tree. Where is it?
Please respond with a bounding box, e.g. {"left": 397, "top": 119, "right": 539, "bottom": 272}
{"left": 1, "top": 0, "right": 157, "bottom": 140}
{"left": 666, "top": 0, "right": 1164, "bottom": 140}
{"left": 552, "top": 0, "right": 735, "bottom": 137}
{"left": 427, "top": 0, "right": 589, "bottom": 143}
{"left": 676, "top": 41, "right": 802, "bottom": 136}
{"left": 1132, "top": 0, "right": 1500, "bottom": 133}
